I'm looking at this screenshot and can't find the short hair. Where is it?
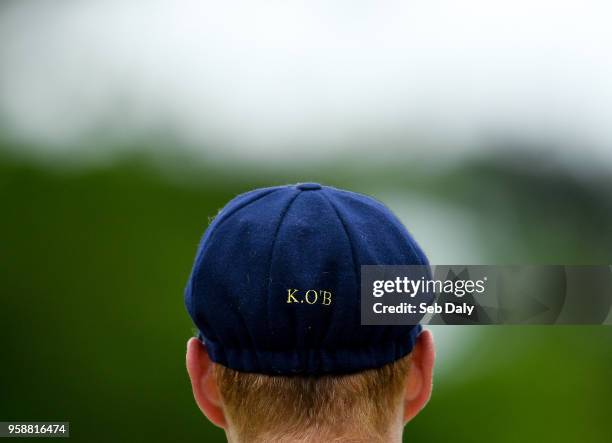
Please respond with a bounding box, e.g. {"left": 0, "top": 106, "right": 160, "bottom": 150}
{"left": 213, "top": 353, "right": 412, "bottom": 442}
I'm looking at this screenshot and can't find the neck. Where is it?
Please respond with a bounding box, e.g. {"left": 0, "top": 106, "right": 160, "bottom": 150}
{"left": 225, "top": 423, "right": 404, "bottom": 443}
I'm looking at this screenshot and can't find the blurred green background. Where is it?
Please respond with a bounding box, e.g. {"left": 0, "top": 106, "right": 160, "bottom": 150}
{"left": 2, "top": 1, "right": 612, "bottom": 441}
{"left": 1, "top": 138, "right": 611, "bottom": 442}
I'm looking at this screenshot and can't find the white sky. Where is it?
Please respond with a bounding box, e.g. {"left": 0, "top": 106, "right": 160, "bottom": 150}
{"left": 1, "top": 0, "right": 612, "bottom": 164}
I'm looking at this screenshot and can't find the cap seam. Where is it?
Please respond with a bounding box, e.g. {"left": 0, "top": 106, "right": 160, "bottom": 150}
{"left": 202, "top": 325, "right": 422, "bottom": 375}
{"left": 317, "top": 190, "right": 362, "bottom": 350}
{"left": 319, "top": 190, "right": 361, "bottom": 291}
{"left": 265, "top": 189, "right": 303, "bottom": 363}
{"left": 325, "top": 187, "right": 427, "bottom": 267}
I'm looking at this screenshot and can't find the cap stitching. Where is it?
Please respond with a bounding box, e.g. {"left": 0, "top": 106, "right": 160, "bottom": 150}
{"left": 325, "top": 187, "right": 427, "bottom": 267}
{"left": 264, "top": 189, "right": 303, "bottom": 368}
{"left": 320, "top": 190, "right": 360, "bottom": 284}
{"left": 319, "top": 191, "right": 361, "bottom": 350}
{"left": 203, "top": 329, "right": 419, "bottom": 351}
{"left": 204, "top": 325, "right": 421, "bottom": 375}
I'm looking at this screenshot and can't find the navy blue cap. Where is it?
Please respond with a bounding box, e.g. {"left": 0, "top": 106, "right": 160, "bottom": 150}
{"left": 185, "top": 183, "right": 428, "bottom": 375}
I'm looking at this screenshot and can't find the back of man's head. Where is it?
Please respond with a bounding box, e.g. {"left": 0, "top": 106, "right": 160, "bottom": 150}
{"left": 184, "top": 184, "right": 435, "bottom": 442}
{"left": 215, "top": 353, "right": 410, "bottom": 442}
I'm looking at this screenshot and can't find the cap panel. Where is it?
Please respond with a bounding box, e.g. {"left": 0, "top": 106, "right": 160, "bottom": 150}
{"left": 267, "top": 191, "right": 357, "bottom": 360}
{"left": 320, "top": 188, "right": 427, "bottom": 356}
{"left": 189, "top": 187, "right": 300, "bottom": 354}
{"left": 184, "top": 185, "right": 283, "bottom": 315}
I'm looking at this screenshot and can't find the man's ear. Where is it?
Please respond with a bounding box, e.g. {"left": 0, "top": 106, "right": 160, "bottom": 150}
{"left": 186, "top": 337, "right": 227, "bottom": 428}
{"left": 403, "top": 329, "right": 435, "bottom": 423}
